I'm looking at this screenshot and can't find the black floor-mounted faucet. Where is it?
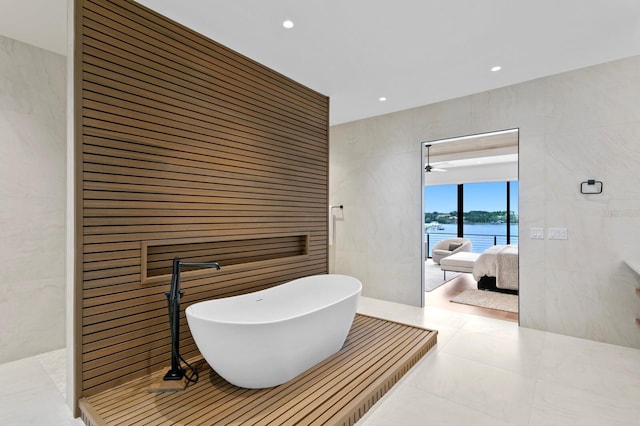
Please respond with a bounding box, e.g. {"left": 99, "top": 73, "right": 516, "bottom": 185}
{"left": 164, "top": 257, "right": 221, "bottom": 382}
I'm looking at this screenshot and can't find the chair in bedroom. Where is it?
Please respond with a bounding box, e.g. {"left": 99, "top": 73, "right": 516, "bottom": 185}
{"left": 431, "top": 238, "right": 472, "bottom": 264}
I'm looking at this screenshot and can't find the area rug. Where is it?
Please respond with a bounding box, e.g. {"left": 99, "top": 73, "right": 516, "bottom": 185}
{"left": 450, "top": 289, "right": 518, "bottom": 313}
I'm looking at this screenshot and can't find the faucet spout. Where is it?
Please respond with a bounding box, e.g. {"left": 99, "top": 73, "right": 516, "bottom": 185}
{"left": 179, "top": 261, "right": 221, "bottom": 270}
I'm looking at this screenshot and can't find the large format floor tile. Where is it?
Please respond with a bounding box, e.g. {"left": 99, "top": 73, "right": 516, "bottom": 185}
{"left": 357, "top": 297, "right": 640, "bottom": 426}
{"left": 0, "top": 354, "right": 82, "bottom": 425}
{"left": 1, "top": 296, "right": 639, "bottom": 426}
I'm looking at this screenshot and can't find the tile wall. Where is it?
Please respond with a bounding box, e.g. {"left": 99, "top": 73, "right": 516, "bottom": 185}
{"left": 330, "top": 55, "right": 640, "bottom": 348}
{"left": 0, "top": 35, "right": 66, "bottom": 362}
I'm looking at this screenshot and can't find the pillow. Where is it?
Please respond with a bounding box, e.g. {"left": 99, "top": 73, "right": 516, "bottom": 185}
{"left": 448, "top": 242, "right": 462, "bottom": 251}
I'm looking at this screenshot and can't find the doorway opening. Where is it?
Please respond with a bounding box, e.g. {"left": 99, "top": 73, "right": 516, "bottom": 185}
{"left": 421, "top": 129, "right": 519, "bottom": 322}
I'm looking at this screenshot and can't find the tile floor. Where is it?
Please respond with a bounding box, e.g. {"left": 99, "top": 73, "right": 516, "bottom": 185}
{"left": 357, "top": 297, "right": 640, "bottom": 425}
{"left": 0, "top": 348, "right": 83, "bottom": 425}
{"left": 2, "top": 297, "right": 639, "bottom": 425}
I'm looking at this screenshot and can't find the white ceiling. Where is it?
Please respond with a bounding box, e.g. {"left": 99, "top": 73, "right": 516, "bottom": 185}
{"left": 2, "top": 0, "right": 640, "bottom": 125}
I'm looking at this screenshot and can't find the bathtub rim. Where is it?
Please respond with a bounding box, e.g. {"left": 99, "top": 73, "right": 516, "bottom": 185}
{"left": 185, "top": 273, "right": 362, "bottom": 326}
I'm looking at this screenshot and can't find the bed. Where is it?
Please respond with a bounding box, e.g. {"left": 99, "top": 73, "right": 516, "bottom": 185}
{"left": 472, "top": 245, "right": 519, "bottom": 294}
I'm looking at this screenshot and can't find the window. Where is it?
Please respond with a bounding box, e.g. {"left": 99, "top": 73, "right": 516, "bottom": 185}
{"left": 424, "top": 181, "right": 518, "bottom": 256}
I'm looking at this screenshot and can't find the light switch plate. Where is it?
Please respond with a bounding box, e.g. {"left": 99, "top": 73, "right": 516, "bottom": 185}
{"left": 548, "top": 227, "right": 568, "bottom": 240}
{"left": 530, "top": 228, "right": 544, "bottom": 239}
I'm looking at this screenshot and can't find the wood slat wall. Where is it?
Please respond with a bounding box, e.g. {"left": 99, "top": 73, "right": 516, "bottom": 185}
{"left": 77, "top": 0, "right": 329, "bottom": 398}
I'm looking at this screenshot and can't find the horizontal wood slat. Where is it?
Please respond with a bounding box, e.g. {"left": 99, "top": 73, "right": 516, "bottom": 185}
{"left": 81, "top": 78, "right": 328, "bottom": 162}
{"left": 78, "top": 0, "right": 328, "bottom": 399}
{"left": 81, "top": 12, "right": 327, "bottom": 127}
{"left": 81, "top": 134, "right": 327, "bottom": 177}
{"left": 79, "top": 315, "right": 438, "bottom": 426}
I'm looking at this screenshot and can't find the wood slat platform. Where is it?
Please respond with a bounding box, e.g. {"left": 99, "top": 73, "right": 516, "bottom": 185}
{"left": 79, "top": 314, "right": 437, "bottom": 425}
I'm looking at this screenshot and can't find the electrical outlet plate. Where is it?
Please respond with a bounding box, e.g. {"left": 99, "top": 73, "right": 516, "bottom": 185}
{"left": 548, "top": 227, "right": 568, "bottom": 240}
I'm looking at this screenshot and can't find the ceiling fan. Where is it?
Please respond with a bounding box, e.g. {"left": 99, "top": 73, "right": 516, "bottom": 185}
{"left": 424, "top": 144, "right": 447, "bottom": 172}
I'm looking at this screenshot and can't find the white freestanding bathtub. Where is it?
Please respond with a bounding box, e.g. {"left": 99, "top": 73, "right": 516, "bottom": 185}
{"left": 185, "top": 274, "right": 362, "bottom": 388}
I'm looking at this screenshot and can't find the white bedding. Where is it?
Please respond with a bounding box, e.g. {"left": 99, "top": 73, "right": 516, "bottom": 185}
{"left": 472, "top": 245, "right": 519, "bottom": 290}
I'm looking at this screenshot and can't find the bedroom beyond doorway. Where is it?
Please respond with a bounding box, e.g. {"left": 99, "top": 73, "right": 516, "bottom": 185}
{"left": 421, "top": 128, "right": 519, "bottom": 320}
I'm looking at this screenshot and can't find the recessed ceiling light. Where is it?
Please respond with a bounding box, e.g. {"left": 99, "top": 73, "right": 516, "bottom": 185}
{"left": 379, "top": 97, "right": 387, "bottom": 102}
{"left": 491, "top": 65, "right": 502, "bottom": 72}
{"left": 282, "top": 20, "right": 294, "bottom": 29}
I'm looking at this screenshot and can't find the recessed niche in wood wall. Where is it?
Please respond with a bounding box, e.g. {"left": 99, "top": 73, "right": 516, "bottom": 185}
{"left": 141, "top": 234, "right": 309, "bottom": 284}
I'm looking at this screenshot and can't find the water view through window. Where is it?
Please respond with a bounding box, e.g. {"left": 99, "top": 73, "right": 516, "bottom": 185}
{"left": 424, "top": 181, "right": 519, "bottom": 256}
